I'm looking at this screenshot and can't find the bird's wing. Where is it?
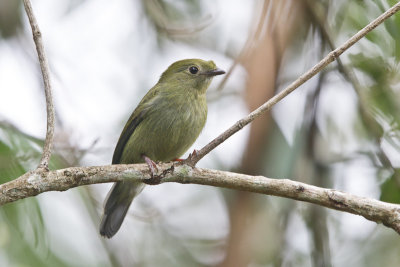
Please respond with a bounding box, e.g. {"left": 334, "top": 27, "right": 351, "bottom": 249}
{"left": 111, "top": 85, "right": 160, "bottom": 164}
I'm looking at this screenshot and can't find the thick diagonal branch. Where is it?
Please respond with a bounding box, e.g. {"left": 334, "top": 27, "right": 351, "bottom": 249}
{"left": 189, "top": 1, "right": 400, "bottom": 165}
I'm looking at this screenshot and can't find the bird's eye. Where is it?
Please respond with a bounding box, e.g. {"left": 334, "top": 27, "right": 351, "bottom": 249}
{"left": 189, "top": 66, "right": 199, "bottom": 74}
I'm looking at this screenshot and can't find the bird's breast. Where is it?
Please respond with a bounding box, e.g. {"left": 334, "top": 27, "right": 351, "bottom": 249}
{"left": 122, "top": 94, "right": 207, "bottom": 163}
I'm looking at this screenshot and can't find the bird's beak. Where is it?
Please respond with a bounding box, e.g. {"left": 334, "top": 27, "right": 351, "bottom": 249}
{"left": 201, "top": 68, "right": 226, "bottom": 76}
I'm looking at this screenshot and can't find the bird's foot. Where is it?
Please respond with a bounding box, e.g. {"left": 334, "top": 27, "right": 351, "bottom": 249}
{"left": 142, "top": 155, "right": 161, "bottom": 185}
{"left": 179, "top": 149, "right": 199, "bottom": 167}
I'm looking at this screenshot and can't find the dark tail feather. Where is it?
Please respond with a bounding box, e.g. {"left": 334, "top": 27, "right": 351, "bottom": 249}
{"left": 99, "top": 181, "right": 144, "bottom": 238}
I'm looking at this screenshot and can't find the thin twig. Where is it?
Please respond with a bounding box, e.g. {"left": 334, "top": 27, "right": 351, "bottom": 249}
{"left": 0, "top": 163, "right": 399, "bottom": 234}
{"left": 23, "top": 0, "right": 55, "bottom": 170}
{"left": 189, "top": 1, "right": 400, "bottom": 165}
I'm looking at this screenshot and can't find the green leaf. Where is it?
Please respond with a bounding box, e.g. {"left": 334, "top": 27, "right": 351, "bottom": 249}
{"left": 380, "top": 172, "right": 400, "bottom": 204}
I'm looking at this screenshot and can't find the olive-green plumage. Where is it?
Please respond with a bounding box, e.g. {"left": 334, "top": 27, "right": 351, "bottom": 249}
{"left": 100, "top": 59, "right": 225, "bottom": 238}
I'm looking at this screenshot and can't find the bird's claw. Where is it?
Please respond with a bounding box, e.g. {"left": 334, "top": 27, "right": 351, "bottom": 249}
{"left": 143, "top": 155, "right": 158, "bottom": 176}
{"left": 142, "top": 154, "right": 161, "bottom": 185}
{"left": 144, "top": 175, "right": 162, "bottom": 185}
{"left": 178, "top": 149, "right": 199, "bottom": 167}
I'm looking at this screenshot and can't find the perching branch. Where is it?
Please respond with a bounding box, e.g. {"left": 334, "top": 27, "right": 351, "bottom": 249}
{"left": 189, "top": 1, "right": 400, "bottom": 165}
{"left": 23, "top": 0, "right": 55, "bottom": 170}
{"left": 1, "top": 163, "right": 400, "bottom": 234}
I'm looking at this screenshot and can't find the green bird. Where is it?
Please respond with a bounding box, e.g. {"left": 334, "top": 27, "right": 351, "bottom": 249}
{"left": 100, "top": 59, "right": 225, "bottom": 238}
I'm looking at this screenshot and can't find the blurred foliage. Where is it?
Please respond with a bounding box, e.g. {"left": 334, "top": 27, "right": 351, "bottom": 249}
{"left": 380, "top": 170, "right": 400, "bottom": 203}
{"left": 338, "top": 0, "right": 400, "bottom": 202}
{"left": 141, "top": 0, "right": 211, "bottom": 37}
{"left": 0, "top": 122, "right": 69, "bottom": 267}
{"left": 0, "top": 0, "right": 22, "bottom": 38}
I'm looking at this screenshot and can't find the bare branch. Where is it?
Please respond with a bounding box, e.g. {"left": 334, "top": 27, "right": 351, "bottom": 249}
{"left": 189, "top": 1, "right": 400, "bottom": 165}
{"left": 1, "top": 163, "right": 400, "bottom": 234}
{"left": 23, "top": 0, "right": 55, "bottom": 170}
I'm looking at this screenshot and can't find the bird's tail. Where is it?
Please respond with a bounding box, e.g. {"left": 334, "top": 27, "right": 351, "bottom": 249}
{"left": 99, "top": 181, "right": 145, "bottom": 238}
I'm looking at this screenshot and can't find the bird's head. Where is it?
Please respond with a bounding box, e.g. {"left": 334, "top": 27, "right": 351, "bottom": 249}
{"left": 159, "top": 59, "right": 225, "bottom": 94}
